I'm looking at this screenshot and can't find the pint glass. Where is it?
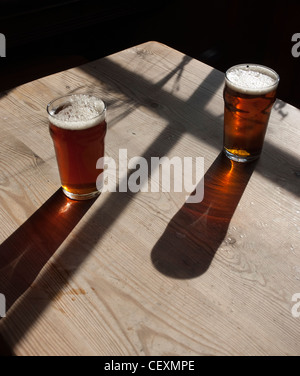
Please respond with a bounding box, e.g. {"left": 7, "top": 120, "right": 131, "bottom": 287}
{"left": 223, "top": 64, "right": 279, "bottom": 162}
{"left": 47, "top": 94, "right": 107, "bottom": 200}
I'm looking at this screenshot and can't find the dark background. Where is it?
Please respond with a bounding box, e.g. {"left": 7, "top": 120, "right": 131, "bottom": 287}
{"left": 0, "top": 0, "right": 299, "bottom": 107}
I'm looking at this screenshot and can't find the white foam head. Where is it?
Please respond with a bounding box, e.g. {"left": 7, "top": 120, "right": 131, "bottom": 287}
{"left": 225, "top": 64, "right": 279, "bottom": 95}
{"left": 47, "top": 94, "right": 106, "bottom": 130}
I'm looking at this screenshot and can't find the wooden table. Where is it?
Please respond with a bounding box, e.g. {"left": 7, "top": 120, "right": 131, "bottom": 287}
{"left": 0, "top": 42, "right": 299, "bottom": 356}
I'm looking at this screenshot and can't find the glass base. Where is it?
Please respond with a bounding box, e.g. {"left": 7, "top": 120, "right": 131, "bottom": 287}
{"left": 62, "top": 188, "right": 101, "bottom": 201}
{"left": 223, "top": 148, "right": 260, "bottom": 163}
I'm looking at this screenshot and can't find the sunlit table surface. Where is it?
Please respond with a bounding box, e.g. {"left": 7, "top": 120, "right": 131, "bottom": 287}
{"left": 0, "top": 41, "right": 299, "bottom": 356}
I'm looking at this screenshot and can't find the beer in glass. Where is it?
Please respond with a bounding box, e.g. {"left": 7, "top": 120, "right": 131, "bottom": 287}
{"left": 47, "top": 94, "right": 107, "bottom": 200}
{"left": 223, "top": 64, "right": 279, "bottom": 162}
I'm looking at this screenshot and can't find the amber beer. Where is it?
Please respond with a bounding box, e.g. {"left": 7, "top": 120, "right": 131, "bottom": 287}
{"left": 223, "top": 64, "right": 279, "bottom": 162}
{"left": 47, "top": 94, "right": 107, "bottom": 200}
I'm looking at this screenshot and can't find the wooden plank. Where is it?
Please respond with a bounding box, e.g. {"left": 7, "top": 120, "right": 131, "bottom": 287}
{"left": 0, "top": 42, "right": 300, "bottom": 356}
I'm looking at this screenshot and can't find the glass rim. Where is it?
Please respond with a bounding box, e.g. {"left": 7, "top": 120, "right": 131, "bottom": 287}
{"left": 225, "top": 63, "right": 280, "bottom": 93}
{"left": 47, "top": 93, "right": 107, "bottom": 122}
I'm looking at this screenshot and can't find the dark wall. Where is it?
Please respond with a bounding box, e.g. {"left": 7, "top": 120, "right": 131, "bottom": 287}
{"left": 0, "top": 0, "right": 299, "bottom": 107}
{"left": 141, "top": 0, "right": 300, "bottom": 107}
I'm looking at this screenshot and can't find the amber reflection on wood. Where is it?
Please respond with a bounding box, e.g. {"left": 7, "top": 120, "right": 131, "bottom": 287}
{"left": 0, "top": 190, "right": 96, "bottom": 311}
{"left": 151, "top": 153, "right": 257, "bottom": 279}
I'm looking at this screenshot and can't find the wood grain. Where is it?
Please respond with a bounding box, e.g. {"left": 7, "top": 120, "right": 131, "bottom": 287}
{"left": 0, "top": 42, "right": 300, "bottom": 356}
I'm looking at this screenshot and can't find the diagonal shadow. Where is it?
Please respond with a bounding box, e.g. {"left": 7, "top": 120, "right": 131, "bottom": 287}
{"left": 0, "top": 59, "right": 224, "bottom": 354}
{"left": 0, "top": 332, "right": 13, "bottom": 356}
{"left": 151, "top": 153, "right": 257, "bottom": 279}
{"left": 81, "top": 55, "right": 300, "bottom": 198}
{"left": 0, "top": 190, "right": 96, "bottom": 313}
{"left": 0, "top": 48, "right": 299, "bottom": 354}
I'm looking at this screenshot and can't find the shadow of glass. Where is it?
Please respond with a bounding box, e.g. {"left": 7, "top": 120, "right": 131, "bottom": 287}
{"left": 0, "top": 189, "right": 96, "bottom": 313}
{"left": 151, "top": 153, "right": 257, "bottom": 279}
